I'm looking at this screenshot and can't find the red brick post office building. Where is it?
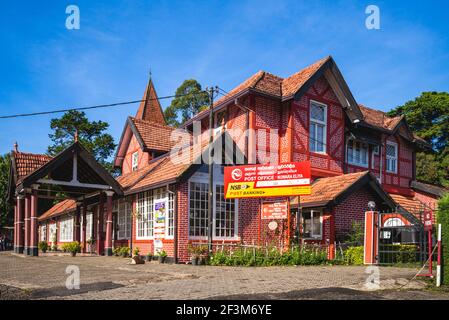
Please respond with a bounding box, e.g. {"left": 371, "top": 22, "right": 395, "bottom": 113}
{"left": 8, "top": 56, "right": 447, "bottom": 263}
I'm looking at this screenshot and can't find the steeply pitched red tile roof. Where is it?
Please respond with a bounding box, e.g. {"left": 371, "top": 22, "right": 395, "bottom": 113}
{"left": 358, "top": 104, "right": 403, "bottom": 131}
{"left": 297, "top": 171, "right": 369, "bottom": 207}
{"left": 130, "top": 117, "right": 179, "bottom": 152}
{"left": 389, "top": 193, "right": 434, "bottom": 223}
{"left": 116, "top": 136, "right": 210, "bottom": 194}
{"left": 38, "top": 199, "right": 76, "bottom": 221}
{"left": 281, "top": 56, "right": 330, "bottom": 98}
{"left": 194, "top": 56, "right": 331, "bottom": 121}
{"left": 12, "top": 151, "right": 52, "bottom": 184}
{"left": 116, "top": 155, "right": 167, "bottom": 190}
{"left": 135, "top": 79, "right": 166, "bottom": 124}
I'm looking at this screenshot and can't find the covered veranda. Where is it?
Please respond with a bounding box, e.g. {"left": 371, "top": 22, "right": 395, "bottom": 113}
{"left": 8, "top": 141, "right": 123, "bottom": 256}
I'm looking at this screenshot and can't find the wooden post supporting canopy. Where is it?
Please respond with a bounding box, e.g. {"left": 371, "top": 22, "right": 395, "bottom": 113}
{"left": 30, "top": 185, "right": 39, "bottom": 256}
{"left": 24, "top": 192, "right": 31, "bottom": 255}
{"left": 17, "top": 195, "right": 25, "bottom": 254}
{"left": 105, "top": 191, "right": 114, "bottom": 256}
{"left": 82, "top": 201, "right": 87, "bottom": 253}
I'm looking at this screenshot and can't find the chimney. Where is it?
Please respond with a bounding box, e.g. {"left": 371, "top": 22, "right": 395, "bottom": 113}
{"left": 13, "top": 142, "right": 18, "bottom": 152}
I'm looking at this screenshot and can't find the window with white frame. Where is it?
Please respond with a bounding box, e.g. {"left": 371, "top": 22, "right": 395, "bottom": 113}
{"left": 49, "top": 223, "right": 57, "bottom": 243}
{"left": 347, "top": 139, "right": 369, "bottom": 167}
{"left": 116, "top": 200, "right": 132, "bottom": 240}
{"left": 59, "top": 216, "right": 73, "bottom": 242}
{"left": 386, "top": 142, "right": 398, "bottom": 173}
{"left": 136, "top": 191, "right": 153, "bottom": 239}
{"left": 40, "top": 225, "right": 47, "bottom": 242}
{"left": 189, "top": 180, "right": 238, "bottom": 239}
{"left": 132, "top": 151, "right": 139, "bottom": 171}
{"left": 309, "top": 101, "right": 327, "bottom": 153}
{"left": 81, "top": 212, "right": 93, "bottom": 242}
{"left": 189, "top": 182, "right": 208, "bottom": 237}
{"left": 215, "top": 185, "right": 237, "bottom": 238}
{"left": 301, "top": 210, "right": 322, "bottom": 239}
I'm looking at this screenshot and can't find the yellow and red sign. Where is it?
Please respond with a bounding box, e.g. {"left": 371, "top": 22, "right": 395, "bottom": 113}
{"left": 224, "top": 162, "right": 311, "bottom": 199}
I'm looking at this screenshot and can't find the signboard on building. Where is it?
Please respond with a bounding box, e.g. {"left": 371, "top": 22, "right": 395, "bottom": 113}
{"left": 424, "top": 210, "right": 433, "bottom": 231}
{"left": 153, "top": 199, "right": 167, "bottom": 239}
{"left": 261, "top": 201, "right": 289, "bottom": 220}
{"left": 224, "top": 162, "right": 311, "bottom": 199}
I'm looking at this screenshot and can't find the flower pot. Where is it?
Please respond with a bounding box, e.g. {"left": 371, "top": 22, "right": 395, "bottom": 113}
{"left": 199, "top": 256, "right": 206, "bottom": 265}
{"left": 158, "top": 256, "right": 166, "bottom": 264}
{"left": 131, "top": 255, "right": 145, "bottom": 264}
{"left": 191, "top": 256, "right": 199, "bottom": 265}
{"left": 70, "top": 252, "right": 76, "bottom": 257}
{"left": 145, "top": 255, "right": 153, "bottom": 262}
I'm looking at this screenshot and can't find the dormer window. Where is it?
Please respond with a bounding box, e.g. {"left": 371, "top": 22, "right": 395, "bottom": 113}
{"left": 132, "top": 151, "right": 139, "bottom": 171}
{"left": 309, "top": 101, "right": 327, "bottom": 153}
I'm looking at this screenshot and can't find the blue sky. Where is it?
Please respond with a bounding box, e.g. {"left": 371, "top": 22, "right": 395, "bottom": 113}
{"left": 1, "top": 0, "right": 448, "bottom": 155}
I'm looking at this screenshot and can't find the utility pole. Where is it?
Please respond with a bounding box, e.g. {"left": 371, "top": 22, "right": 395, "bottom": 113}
{"left": 207, "top": 86, "right": 217, "bottom": 254}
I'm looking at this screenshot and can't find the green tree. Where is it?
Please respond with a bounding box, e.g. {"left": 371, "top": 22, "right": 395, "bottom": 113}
{"left": 47, "top": 110, "right": 116, "bottom": 171}
{"left": 164, "top": 79, "right": 210, "bottom": 127}
{"left": 388, "top": 92, "right": 449, "bottom": 186}
{"left": 0, "top": 153, "right": 13, "bottom": 228}
{"left": 437, "top": 193, "right": 449, "bottom": 285}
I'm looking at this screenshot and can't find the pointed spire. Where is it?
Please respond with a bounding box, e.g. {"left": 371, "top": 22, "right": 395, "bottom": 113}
{"left": 135, "top": 74, "right": 166, "bottom": 125}
{"left": 13, "top": 142, "right": 18, "bottom": 152}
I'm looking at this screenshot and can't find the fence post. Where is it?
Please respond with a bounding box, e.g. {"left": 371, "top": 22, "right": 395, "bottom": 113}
{"left": 437, "top": 224, "right": 442, "bottom": 287}
{"left": 364, "top": 211, "right": 379, "bottom": 265}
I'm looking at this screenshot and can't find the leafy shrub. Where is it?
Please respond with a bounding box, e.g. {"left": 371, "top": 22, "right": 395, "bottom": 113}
{"left": 437, "top": 193, "right": 449, "bottom": 285}
{"left": 113, "top": 247, "right": 121, "bottom": 256}
{"left": 344, "top": 246, "right": 364, "bottom": 265}
{"left": 378, "top": 244, "right": 419, "bottom": 264}
{"left": 209, "top": 245, "right": 329, "bottom": 267}
{"left": 119, "top": 247, "right": 130, "bottom": 257}
{"left": 63, "top": 241, "right": 81, "bottom": 254}
{"left": 158, "top": 250, "right": 167, "bottom": 258}
{"left": 38, "top": 241, "right": 48, "bottom": 252}
{"left": 133, "top": 247, "right": 140, "bottom": 256}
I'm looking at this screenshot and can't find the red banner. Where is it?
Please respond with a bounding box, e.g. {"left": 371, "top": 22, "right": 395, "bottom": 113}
{"left": 224, "top": 161, "right": 311, "bottom": 199}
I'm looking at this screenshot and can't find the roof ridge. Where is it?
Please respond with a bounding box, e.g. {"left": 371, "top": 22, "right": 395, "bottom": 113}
{"left": 13, "top": 150, "right": 52, "bottom": 158}
{"left": 121, "top": 155, "right": 171, "bottom": 191}
{"left": 130, "top": 116, "right": 175, "bottom": 129}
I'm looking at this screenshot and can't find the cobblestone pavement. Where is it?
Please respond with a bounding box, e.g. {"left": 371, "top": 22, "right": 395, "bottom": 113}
{"left": 0, "top": 252, "right": 446, "bottom": 300}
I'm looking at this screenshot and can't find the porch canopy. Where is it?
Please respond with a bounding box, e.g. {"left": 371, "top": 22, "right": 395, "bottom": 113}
{"left": 9, "top": 141, "right": 123, "bottom": 256}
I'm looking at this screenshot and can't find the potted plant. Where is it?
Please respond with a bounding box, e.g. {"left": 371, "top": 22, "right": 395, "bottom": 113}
{"left": 158, "top": 250, "right": 167, "bottom": 263}
{"left": 66, "top": 241, "right": 81, "bottom": 257}
{"left": 198, "top": 245, "right": 209, "bottom": 265}
{"left": 188, "top": 245, "right": 199, "bottom": 265}
{"left": 113, "top": 247, "right": 120, "bottom": 256}
{"left": 120, "top": 247, "right": 130, "bottom": 258}
{"left": 145, "top": 252, "right": 153, "bottom": 262}
{"left": 131, "top": 247, "right": 144, "bottom": 264}
{"left": 87, "top": 237, "right": 95, "bottom": 253}
{"left": 38, "top": 241, "right": 48, "bottom": 253}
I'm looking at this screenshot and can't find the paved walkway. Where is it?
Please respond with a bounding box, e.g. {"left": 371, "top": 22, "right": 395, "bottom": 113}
{"left": 0, "top": 252, "right": 442, "bottom": 300}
